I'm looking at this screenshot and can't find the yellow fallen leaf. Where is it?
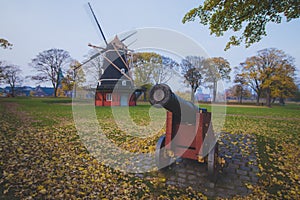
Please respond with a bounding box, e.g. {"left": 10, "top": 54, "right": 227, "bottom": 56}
{"left": 39, "top": 188, "right": 47, "bottom": 194}
{"left": 37, "top": 185, "right": 45, "bottom": 191}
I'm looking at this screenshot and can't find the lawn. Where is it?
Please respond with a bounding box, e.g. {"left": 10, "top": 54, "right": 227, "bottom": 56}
{"left": 0, "top": 97, "right": 299, "bottom": 199}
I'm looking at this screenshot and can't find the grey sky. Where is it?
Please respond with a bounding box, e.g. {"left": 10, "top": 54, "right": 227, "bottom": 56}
{"left": 1, "top": 0, "right": 299, "bottom": 87}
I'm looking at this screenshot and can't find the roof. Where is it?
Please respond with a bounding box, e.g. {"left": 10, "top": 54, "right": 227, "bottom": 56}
{"left": 35, "top": 86, "right": 54, "bottom": 96}
{"left": 107, "top": 35, "right": 127, "bottom": 50}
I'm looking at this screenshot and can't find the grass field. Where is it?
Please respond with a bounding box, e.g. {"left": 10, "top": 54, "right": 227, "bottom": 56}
{"left": 0, "top": 97, "right": 299, "bottom": 199}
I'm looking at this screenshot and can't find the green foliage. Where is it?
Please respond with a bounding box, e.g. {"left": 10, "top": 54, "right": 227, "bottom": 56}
{"left": 0, "top": 38, "right": 12, "bottom": 49}
{"left": 182, "top": 0, "right": 300, "bottom": 49}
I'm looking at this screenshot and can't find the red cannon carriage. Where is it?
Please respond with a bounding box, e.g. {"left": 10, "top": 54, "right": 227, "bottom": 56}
{"left": 149, "top": 84, "right": 223, "bottom": 177}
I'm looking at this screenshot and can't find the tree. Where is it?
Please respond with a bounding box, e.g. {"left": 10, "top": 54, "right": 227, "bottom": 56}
{"left": 228, "top": 84, "right": 252, "bottom": 103}
{"left": 132, "top": 52, "right": 160, "bottom": 86}
{"left": 203, "top": 57, "right": 231, "bottom": 102}
{"left": 0, "top": 38, "right": 12, "bottom": 49}
{"left": 257, "top": 48, "right": 296, "bottom": 107}
{"left": 271, "top": 75, "right": 297, "bottom": 105}
{"left": 269, "top": 59, "right": 297, "bottom": 105}
{"left": 0, "top": 61, "right": 4, "bottom": 80}
{"left": 0, "top": 65, "right": 22, "bottom": 97}
{"left": 181, "top": 56, "right": 205, "bottom": 103}
{"left": 238, "top": 56, "right": 263, "bottom": 105}
{"left": 30, "top": 48, "right": 71, "bottom": 97}
{"left": 238, "top": 48, "right": 297, "bottom": 106}
{"left": 62, "top": 61, "right": 86, "bottom": 97}
{"left": 182, "top": 1, "right": 300, "bottom": 50}
{"left": 132, "top": 52, "right": 178, "bottom": 101}
{"left": 152, "top": 56, "right": 178, "bottom": 85}
{"left": 292, "top": 84, "right": 300, "bottom": 102}
{"left": 233, "top": 70, "right": 249, "bottom": 103}
{"left": 85, "top": 49, "right": 104, "bottom": 83}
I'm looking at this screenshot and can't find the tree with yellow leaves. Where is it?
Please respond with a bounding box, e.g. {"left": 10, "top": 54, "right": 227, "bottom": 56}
{"left": 238, "top": 48, "right": 297, "bottom": 106}
{"left": 62, "top": 61, "right": 86, "bottom": 97}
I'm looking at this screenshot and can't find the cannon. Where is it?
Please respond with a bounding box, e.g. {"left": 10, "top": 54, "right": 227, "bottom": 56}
{"left": 149, "top": 84, "right": 223, "bottom": 177}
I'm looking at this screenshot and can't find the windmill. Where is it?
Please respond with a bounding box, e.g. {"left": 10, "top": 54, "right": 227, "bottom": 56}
{"left": 78, "top": 2, "right": 142, "bottom": 106}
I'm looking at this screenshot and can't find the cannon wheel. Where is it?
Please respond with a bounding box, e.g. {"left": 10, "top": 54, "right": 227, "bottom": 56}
{"left": 207, "top": 143, "right": 218, "bottom": 179}
{"left": 155, "top": 135, "right": 171, "bottom": 169}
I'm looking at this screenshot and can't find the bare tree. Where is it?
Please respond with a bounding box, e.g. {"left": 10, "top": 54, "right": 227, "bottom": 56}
{"left": 1, "top": 65, "right": 22, "bottom": 97}
{"left": 181, "top": 56, "right": 205, "bottom": 103}
{"left": 30, "top": 48, "right": 71, "bottom": 97}
{"left": 152, "top": 56, "right": 179, "bottom": 85}
{"left": 84, "top": 49, "right": 104, "bottom": 83}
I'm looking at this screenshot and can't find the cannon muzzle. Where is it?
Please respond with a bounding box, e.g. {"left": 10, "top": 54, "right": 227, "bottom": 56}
{"left": 149, "top": 84, "right": 199, "bottom": 124}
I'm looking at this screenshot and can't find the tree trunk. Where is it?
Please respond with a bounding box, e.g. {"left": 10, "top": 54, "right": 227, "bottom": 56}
{"left": 279, "top": 97, "right": 285, "bottom": 106}
{"left": 239, "top": 94, "right": 243, "bottom": 103}
{"left": 239, "top": 88, "right": 243, "bottom": 104}
{"left": 212, "top": 81, "right": 217, "bottom": 102}
{"left": 254, "top": 89, "right": 261, "bottom": 106}
{"left": 265, "top": 88, "right": 271, "bottom": 107}
{"left": 54, "top": 87, "right": 58, "bottom": 97}
{"left": 53, "top": 82, "right": 58, "bottom": 97}
{"left": 54, "top": 72, "right": 60, "bottom": 97}
{"left": 9, "top": 83, "right": 15, "bottom": 97}
{"left": 190, "top": 86, "right": 195, "bottom": 103}
{"left": 11, "top": 87, "right": 15, "bottom": 97}
{"left": 73, "top": 83, "right": 76, "bottom": 98}
{"left": 256, "top": 94, "right": 260, "bottom": 106}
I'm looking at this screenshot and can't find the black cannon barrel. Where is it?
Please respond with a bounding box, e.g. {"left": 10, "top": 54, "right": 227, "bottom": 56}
{"left": 149, "top": 84, "right": 199, "bottom": 124}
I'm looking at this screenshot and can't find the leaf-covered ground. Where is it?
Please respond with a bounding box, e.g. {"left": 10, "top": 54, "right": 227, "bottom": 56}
{"left": 0, "top": 97, "right": 299, "bottom": 199}
{"left": 223, "top": 104, "right": 300, "bottom": 199}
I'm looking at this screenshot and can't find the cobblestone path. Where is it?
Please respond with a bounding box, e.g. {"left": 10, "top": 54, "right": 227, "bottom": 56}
{"left": 136, "top": 133, "right": 259, "bottom": 198}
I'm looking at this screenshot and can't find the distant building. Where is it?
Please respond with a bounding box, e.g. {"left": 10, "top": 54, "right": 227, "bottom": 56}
{"left": 3, "top": 86, "right": 34, "bottom": 97}
{"left": 0, "top": 86, "right": 57, "bottom": 97}
{"left": 33, "top": 86, "right": 54, "bottom": 97}
{"left": 195, "top": 88, "right": 211, "bottom": 102}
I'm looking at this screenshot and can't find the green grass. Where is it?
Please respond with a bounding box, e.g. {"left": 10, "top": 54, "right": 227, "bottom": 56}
{"left": 0, "top": 97, "right": 73, "bottom": 126}
{"left": 0, "top": 97, "right": 299, "bottom": 199}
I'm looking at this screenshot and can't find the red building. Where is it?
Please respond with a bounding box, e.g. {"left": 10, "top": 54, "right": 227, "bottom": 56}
{"left": 94, "top": 36, "right": 141, "bottom": 106}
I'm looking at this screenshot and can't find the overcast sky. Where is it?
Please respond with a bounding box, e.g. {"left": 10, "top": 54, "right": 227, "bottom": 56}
{"left": 1, "top": 0, "right": 299, "bottom": 87}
